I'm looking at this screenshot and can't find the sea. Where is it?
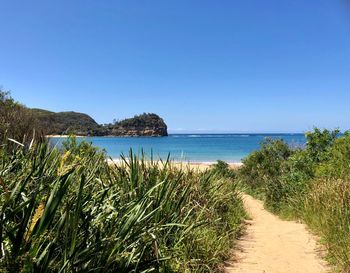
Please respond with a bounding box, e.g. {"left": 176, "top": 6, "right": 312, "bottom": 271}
{"left": 50, "top": 134, "right": 306, "bottom": 163}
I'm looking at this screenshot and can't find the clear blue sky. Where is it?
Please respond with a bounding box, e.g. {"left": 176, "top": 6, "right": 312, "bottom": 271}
{"left": 1, "top": 0, "right": 350, "bottom": 133}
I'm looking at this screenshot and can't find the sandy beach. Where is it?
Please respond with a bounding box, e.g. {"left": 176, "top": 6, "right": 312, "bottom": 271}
{"left": 172, "top": 161, "right": 243, "bottom": 171}
{"left": 107, "top": 159, "right": 242, "bottom": 172}
{"left": 46, "top": 135, "right": 85, "bottom": 138}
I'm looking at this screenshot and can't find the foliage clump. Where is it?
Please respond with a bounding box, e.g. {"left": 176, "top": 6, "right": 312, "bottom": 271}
{"left": 210, "top": 160, "right": 236, "bottom": 179}
{"left": 0, "top": 89, "right": 43, "bottom": 147}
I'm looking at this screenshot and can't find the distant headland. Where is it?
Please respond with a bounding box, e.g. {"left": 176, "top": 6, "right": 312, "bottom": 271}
{"left": 32, "top": 109, "right": 168, "bottom": 137}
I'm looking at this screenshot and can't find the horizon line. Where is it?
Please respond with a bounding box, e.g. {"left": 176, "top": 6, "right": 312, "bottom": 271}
{"left": 168, "top": 130, "right": 306, "bottom": 134}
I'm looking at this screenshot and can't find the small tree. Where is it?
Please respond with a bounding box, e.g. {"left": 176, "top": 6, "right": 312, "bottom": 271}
{"left": 0, "top": 88, "right": 43, "bottom": 147}
{"left": 305, "top": 128, "right": 340, "bottom": 163}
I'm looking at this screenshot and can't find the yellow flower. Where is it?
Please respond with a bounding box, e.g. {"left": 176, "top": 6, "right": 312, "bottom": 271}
{"left": 25, "top": 202, "right": 45, "bottom": 241}
{"left": 58, "top": 151, "right": 71, "bottom": 175}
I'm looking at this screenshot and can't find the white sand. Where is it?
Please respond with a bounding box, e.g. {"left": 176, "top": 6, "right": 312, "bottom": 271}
{"left": 46, "top": 135, "right": 84, "bottom": 138}
{"left": 107, "top": 159, "right": 242, "bottom": 171}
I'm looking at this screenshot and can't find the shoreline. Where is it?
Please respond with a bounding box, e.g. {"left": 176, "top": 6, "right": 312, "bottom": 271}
{"left": 46, "top": 135, "right": 85, "bottom": 138}
{"left": 107, "top": 158, "right": 243, "bottom": 171}
{"left": 177, "top": 161, "right": 243, "bottom": 171}
{"left": 47, "top": 136, "right": 245, "bottom": 168}
{"left": 46, "top": 135, "right": 167, "bottom": 138}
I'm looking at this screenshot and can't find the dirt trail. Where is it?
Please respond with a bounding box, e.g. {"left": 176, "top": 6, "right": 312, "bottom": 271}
{"left": 225, "top": 194, "right": 329, "bottom": 273}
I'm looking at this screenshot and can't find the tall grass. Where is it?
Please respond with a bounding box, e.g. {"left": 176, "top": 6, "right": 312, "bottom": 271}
{"left": 302, "top": 179, "right": 350, "bottom": 271}
{"left": 0, "top": 138, "right": 245, "bottom": 272}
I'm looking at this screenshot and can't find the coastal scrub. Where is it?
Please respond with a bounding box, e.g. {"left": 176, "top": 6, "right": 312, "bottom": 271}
{"left": 0, "top": 138, "right": 245, "bottom": 273}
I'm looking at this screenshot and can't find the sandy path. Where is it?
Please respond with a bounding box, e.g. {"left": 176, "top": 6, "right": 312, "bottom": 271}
{"left": 225, "top": 194, "right": 329, "bottom": 273}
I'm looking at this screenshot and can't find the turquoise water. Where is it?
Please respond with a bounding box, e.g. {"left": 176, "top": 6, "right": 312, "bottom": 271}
{"left": 50, "top": 134, "right": 306, "bottom": 163}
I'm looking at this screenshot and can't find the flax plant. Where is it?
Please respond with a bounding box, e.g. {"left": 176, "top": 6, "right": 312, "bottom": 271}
{"left": 0, "top": 138, "right": 245, "bottom": 273}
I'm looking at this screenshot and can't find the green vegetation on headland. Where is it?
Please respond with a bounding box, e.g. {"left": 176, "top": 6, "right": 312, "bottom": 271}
{"left": 36, "top": 111, "right": 168, "bottom": 137}
{"left": 237, "top": 128, "right": 350, "bottom": 271}
{"left": 31, "top": 108, "right": 99, "bottom": 136}
{"left": 98, "top": 113, "right": 168, "bottom": 137}
{"left": 1, "top": 89, "right": 168, "bottom": 138}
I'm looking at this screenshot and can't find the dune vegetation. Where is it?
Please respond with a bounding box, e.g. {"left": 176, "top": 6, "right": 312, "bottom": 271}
{"left": 0, "top": 136, "right": 245, "bottom": 273}
{"left": 238, "top": 128, "right": 350, "bottom": 271}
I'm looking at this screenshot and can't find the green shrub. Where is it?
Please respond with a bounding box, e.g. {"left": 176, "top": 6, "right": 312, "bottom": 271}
{"left": 210, "top": 160, "right": 236, "bottom": 179}
{"left": 238, "top": 129, "right": 341, "bottom": 213}
{"left": 274, "top": 150, "right": 314, "bottom": 216}
{"left": 238, "top": 138, "right": 292, "bottom": 210}
{"left": 305, "top": 128, "right": 339, "bottom": 163}
{"left": 316, "top": 133, "right": 350, "bottom": 180}
{"left": 0, "top": 89, "right": 43, "bottom": 147}
{"left": 300, "top": 133, "right": 350, "bottom": 270}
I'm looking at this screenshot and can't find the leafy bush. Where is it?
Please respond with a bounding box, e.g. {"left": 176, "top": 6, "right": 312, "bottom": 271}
{"left": 275, "top": 150, "right": 314, "bottom": 216}
{"left": 300, "top": 133, "right": 350, "bottom": 270}
{"left": 305, "top": 128, "right": 339, "bottom": 163}
{"left": 316, "top": 133, "right": 350, "bottom": 180}
{"left": 238, "top": 129, "right": 341, "bottom": 212}
{"left": 210, "top": 160, "right": 236, "bottom": 179}
{"left": 0, "top": 138, "right": 245, "bottom": 273}
{"left": 0, "top": 89, "right": 42, "bottom": 147}
{"left": 238, "top": 138, "right": 292, "bottom": 210}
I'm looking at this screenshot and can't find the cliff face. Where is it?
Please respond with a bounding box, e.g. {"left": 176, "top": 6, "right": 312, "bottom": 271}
{"left": 32, "top": 110, "right": 168, "bottom": 137}
{"left": 109, "top": 127, "right": 167, "bottom": 137}
{"left": 107, "top": 113, "right": 168, "bottom": 137}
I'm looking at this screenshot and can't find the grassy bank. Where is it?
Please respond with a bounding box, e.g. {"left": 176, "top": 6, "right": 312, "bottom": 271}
{"left": 0, "top": 138, "right": 245, "bottom": 273}
{"left": 237, "top": 128, "right": 350, "bottom": 271}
